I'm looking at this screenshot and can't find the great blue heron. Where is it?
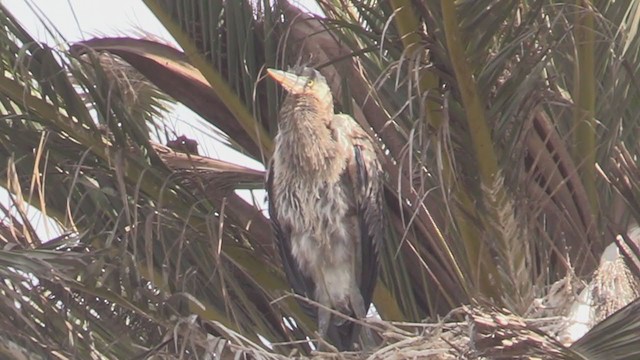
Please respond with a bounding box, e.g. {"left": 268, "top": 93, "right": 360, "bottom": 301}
{"left": 265, "top": 66, "right": 383, "bottom": 351}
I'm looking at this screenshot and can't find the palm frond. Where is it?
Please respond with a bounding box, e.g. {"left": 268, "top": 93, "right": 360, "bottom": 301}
{"left": 1, "top": 0, "right": 640, "bottom": 357}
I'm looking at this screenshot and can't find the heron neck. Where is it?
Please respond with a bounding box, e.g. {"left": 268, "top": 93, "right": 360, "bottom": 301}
{"left": 276, "top": 97, "right": 342, "bottom": 177}
{"left": 288, "top": 93, "right": 333, "bottom": 119}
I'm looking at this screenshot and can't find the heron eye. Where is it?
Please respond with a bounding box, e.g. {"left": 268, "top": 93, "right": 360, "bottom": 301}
{"left": 306, "top": 79, "right": 314, "bottom": 87}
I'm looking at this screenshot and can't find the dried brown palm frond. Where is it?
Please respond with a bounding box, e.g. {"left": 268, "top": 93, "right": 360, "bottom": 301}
{"left": 155, "top": 300, "right": 640, "bottom": 360}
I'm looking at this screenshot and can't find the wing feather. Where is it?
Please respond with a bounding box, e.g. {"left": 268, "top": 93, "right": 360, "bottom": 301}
{"left": 339, "top": 116, "right": 383, "bottom": 349}
{"left": 353, "top": 140, "right": 383, "bottom": 311}
{"left": 266, "top": 162, "right": 317, "bottom": 319}
{"left": 331, "top": 113, "right": 383, "bottom": 314}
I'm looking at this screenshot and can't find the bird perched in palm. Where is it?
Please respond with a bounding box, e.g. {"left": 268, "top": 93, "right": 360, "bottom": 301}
{"left": 265, "top": 66, "right": 383, "bottom": 351}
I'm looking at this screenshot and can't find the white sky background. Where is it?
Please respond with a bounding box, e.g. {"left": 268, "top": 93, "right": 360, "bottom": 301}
{"left": 3, "top": 0, "right": 321, "bottom": 239}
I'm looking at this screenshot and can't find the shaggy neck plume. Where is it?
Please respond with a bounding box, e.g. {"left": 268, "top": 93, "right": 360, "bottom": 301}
{"left": 276, "top": 95, "right": 338, "bottom": 176}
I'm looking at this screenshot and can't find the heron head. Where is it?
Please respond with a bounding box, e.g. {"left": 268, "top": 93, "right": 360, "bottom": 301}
{"left": 267, "top": 67, "right": 332, "bottom": 104}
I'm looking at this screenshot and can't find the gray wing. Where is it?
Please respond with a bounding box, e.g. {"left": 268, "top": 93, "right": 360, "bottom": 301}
{"left": 352, "top": 140, "right": 383, "bottom": 312}
{"left": 333, "top": 120, "right": 383, "bottom": 349}
{"left": 265, "top": 162, "right": 317, "bottom": 319}
{"left": 333, "top": 113, "right": 383, "bottom": 311}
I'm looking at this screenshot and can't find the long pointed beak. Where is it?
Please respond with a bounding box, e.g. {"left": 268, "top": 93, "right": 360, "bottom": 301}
{"left": 267, "top": 68, "right": 304, "bottom": 92}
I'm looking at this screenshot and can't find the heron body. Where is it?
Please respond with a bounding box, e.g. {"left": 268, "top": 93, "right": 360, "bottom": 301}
{"left": 266, "top": 67, "right": 383, "bottom": 350}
